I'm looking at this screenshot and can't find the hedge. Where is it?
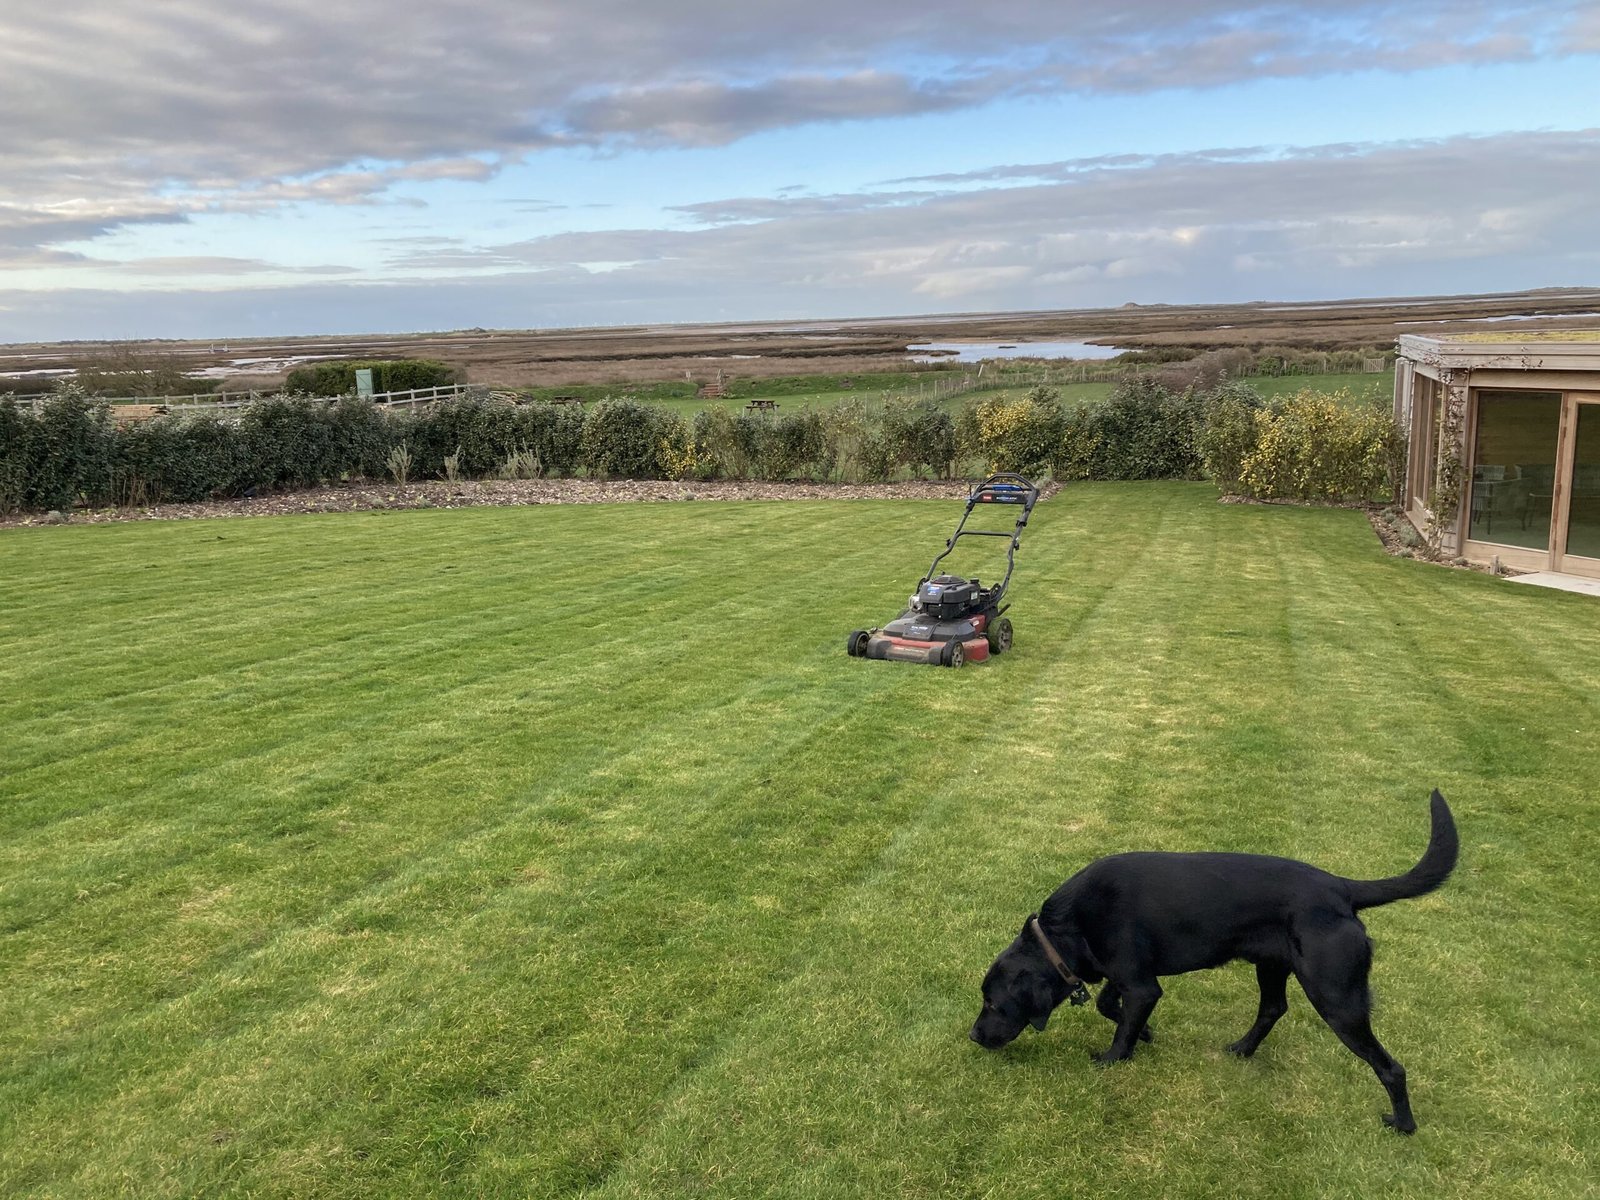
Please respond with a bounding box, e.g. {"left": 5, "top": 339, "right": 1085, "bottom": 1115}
{"left": 1054, "top": 378, "right": 1205, "bottom": 481}
{"left": 0, "top": 379, "right": 1404, "bottom": 513}
{"left": 1231, "top": 388, "right": 1403, "bottom": 502}
{"left": 0, "top": 389, "right": 113, "bottom": 512}
{"left": 284, "top": 359, "right": 459, "bottom": 397}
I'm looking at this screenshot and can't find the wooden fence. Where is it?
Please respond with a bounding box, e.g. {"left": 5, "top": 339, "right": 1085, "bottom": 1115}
{"left": 21, "top": 382, "right": 478, "bottom": 418}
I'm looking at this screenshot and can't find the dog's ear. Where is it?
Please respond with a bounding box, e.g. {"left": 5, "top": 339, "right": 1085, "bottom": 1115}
{"left": 1027, "top": 976, "right": 1057, "bottom": 1031}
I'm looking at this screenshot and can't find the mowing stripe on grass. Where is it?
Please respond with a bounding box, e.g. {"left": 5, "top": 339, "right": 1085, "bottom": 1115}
{"left": 2, "top": 486, "right": 1595, "bottom": 1198}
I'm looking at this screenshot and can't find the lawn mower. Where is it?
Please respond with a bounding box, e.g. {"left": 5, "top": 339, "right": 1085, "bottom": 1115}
{"left": 847, "top": 472, "right": 1040, "bottom": 668}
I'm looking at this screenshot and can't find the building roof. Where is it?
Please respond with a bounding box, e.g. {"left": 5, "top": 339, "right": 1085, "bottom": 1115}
{"left": 1397, "top": 330, "right": 1600, "bottom": 371}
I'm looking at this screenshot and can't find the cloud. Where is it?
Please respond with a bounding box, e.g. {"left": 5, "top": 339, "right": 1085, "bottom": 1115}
{"left": 7, "top": 127, "right": 1598, "bottom": 339}
{"left": 671, "top": 190, "right": 938, "bottom": 225}
{"left": 501, "top": 130, "right": 1600, "bottom": 300}
{"left": 111, "top": 257, "right": 360, "bottom": 277}
{"left": 1, "top": 0, "right": 1593, "bottom": 266}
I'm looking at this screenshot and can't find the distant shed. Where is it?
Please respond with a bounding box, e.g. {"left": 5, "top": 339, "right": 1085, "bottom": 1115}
{"left": 1395, "top": 332, "right": 1600, "bottom": 579}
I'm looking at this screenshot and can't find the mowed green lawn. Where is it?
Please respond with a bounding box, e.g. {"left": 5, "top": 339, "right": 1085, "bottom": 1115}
{"left": 2, "top": 486, "right": 1595, "bottom": 1199}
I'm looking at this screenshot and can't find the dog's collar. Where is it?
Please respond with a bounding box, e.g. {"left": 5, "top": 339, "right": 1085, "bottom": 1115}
{"left": 1028, "top": 915, "right": 1080, "bottom": 984}
{"left": 1029, "top": 915, "right": 1090, "bottom": 1006}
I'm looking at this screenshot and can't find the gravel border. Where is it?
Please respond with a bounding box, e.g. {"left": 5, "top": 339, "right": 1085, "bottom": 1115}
{"left": 2, "top": 477, "right": 1062, "bottom": 528}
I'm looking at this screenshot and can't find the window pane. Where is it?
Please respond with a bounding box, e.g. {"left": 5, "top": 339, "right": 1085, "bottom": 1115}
{"left": 1567, "top": 404, "right": 1600, "bottom": 561}
{"left": 1410, "top": 377, "right": 1438, "bottom": 507}
{"left": 1469, "top": 390, "right": 1561, "bottom": 552}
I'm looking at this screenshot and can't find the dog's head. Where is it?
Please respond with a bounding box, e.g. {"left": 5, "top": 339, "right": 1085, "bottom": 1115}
{"left": 969, "top": 916, "right": 1098, "bottom": 1050}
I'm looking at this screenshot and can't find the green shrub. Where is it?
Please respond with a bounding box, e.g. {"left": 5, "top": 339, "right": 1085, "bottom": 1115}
{"left": 7, "top": 385, "right": 114, "bottom": 510}
{"left": 690, "top": 407, "right": 745, "bottom": 479}
{"left": 408, "top": 396, "right": 519, "bottom": 479}
{"left": 285, "top": 359, "right": 458, "bottom": 397}
{"left": 731, "top": 411, "right": 776, "bottom": 479}
{"left": 881, "top": 398, "right": 955, "bottom": 479}
{"left": 963, "top": 387, "right": 1064, "bottom": 476}
{"left": 1052, "top": 409, "right": 1102, "bottom": 482}
{"left": 0, "top": 397, "right": 33, "bottom": 512}
{"left": 1080, "top": 377, "right": 1203, "bottom": 480}
{"left": 767, "top": 409, "right": 832, "bottom": 479}
{"left": 1049, "top": 378, "right": 1205, "bottom": 482}
{"left": 1237, "top": 389, "right": 1402, "bottom": 501}
{"left": 239, "top": 395, "right": 339, "bottom": 490}
{"left": 822, "top": 398, "right": 873, "bottom": 482}
{"left": 581, "top": 397, "right": 683, "bottom": 479}
{"left": 12, "top": 376, "right": 1279, "bottom": 507}
{"left": 691, "top": 407, "right": 834, "bottom": 480}
{"left": 1197, "top": 382, "right": 1268, "bottom": 494}
{"left": 112, "top": 413, "right": 250, "bottom": 505}
{"left": 855, "top": 428, "right": 897, "bottom": 483}
{"left": 509, "top": 403, "right": 586, "bottom": 478}
{"left": 326, "top": 396, "right": 400, "bottom": 480}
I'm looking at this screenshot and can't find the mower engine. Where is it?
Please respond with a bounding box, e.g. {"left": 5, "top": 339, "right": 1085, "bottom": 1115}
{"left": 913, "top": 575, "right": 981, "bottom": 619}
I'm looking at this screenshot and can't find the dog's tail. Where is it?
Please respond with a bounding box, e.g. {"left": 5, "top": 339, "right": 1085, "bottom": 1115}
{"left": 1345, "top": 790, "right": 1458, "bottom": 911}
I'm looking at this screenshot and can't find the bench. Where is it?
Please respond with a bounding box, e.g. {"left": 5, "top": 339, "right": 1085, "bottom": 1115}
{"left": 110, "top": 404, "right": 169, "bottom": 426}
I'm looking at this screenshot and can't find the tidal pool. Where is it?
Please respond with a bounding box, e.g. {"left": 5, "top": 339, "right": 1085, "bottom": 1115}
{"left": 908, "top": 340, "right": 1125, "bottom": 363}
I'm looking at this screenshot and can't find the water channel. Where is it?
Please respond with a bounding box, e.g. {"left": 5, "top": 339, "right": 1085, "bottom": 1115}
{"left": 907, "top": 340, "right": 1127, "bottom": 363}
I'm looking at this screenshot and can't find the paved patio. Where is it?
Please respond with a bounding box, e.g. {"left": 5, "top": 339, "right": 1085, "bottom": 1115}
{"left": 1505, "top": 571, "right": 1600, "bottom": 598}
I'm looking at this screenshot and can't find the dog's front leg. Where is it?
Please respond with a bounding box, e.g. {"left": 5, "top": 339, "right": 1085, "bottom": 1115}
{"left": 1095, "top": 983, "right": 1154, "bottom": 1043}
{"left": 1092, "top": 980, "right": 1161, "bottom": 1064}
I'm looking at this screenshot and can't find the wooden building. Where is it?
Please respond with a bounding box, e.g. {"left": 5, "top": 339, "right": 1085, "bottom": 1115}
{"left": 1395, "top": 332, "right": 1600, "bottom": 579}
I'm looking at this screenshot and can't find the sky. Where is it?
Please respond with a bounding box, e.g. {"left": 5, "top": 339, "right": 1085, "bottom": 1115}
{"left": 1, "top": 1, "right": 1598, "bottom": 342}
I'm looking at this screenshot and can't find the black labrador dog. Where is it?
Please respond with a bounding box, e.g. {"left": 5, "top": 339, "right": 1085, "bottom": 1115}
{"left": 971, "top": 791, "right": 1457, "bottom": 1133}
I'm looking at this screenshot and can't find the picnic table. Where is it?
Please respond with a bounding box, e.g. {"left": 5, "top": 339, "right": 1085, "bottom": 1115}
{"left": 745, "top": 399, "right": 779, "bottom": 412}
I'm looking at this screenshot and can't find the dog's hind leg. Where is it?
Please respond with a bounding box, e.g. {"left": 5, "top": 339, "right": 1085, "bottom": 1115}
{"left": 1096, "top": 983, "right": 1154, "bottom": 1043}
{"left": 1294, "top": 922, "right": 1416, "bottom": 1133}
{"left": 1092, "top": 980, "right": 1162, "bottom": 1064}
{"left": 1227, "top": 961, "right": 1290, "bottom": 1057}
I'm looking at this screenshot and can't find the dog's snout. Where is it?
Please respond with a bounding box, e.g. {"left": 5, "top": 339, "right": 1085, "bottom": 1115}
{"left": 969, "top": 1024, "right": 1003, "bottom": 1050}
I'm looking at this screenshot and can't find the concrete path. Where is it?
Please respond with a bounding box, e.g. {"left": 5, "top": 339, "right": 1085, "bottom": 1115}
{"left": 1506, "top": 571, "right": 1600, "bottom": 598}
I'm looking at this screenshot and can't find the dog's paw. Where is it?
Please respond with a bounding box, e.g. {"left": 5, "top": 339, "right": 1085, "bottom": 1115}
{"left": 1138, "top": 1025, "right": 1154, "bottom": 1044}
{"left": 1089, "top": 1049, "right": 1130, "bottom": 1067}
{"left": 1225, "top": 1038, "right": 1256, "bottom": 1057}
{"left": 1381, "top": 1114, "right": 1417, "bottom": 1135}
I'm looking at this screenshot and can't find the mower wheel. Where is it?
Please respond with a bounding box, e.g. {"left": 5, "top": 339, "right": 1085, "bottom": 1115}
{"left": 946, "top": 641, "right": 965, "bottom": 669}
{"left": 847, "top": 629, "right": 871, "bottom": 657}
{"left": 988, "top": 616, "right": 1013, "bottom": 655}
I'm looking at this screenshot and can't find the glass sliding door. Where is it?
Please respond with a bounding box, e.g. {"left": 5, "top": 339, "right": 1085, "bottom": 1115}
{"left": 1560, "top": 398, "right": 1600, "bottom": 567}
{"left": 1469, "top": 390, "right": 1561, "bottom": 552}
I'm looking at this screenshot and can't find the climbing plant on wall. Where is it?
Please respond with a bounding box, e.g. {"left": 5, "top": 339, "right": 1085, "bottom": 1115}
{"left": 1427, "top": 379, "right": 1467, "bottom": 553}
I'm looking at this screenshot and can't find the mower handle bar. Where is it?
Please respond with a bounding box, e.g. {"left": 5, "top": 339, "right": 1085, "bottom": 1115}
{"left": 921, "top": 473, "right": 1039, "bottom": 596}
